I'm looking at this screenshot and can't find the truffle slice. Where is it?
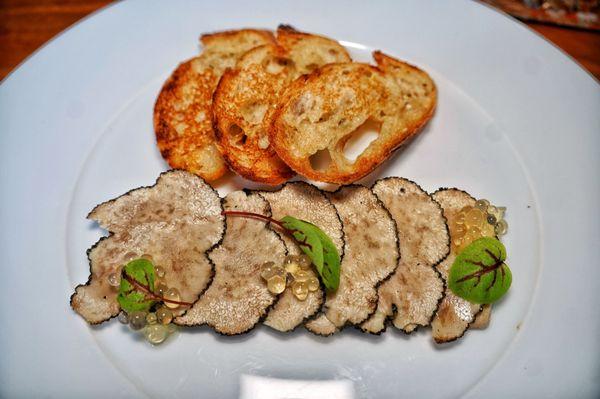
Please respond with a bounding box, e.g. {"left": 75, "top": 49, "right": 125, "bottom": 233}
{"left": 259, "top": 182, "right": 344, "bottom": 332}
{"left": 361, "top": 178, "right": 449, "bottom": 334}
{"left": 71, "top": 170, "right": 224, "bottom": 324}
{"left": 430, "top": 188, "right": 494, "bottom": 343}
{"left": 306, "top": 185, "right": 399, "bottom": 334}
{"left": 175, "top": 191, "right": 287, "bottom": 335}
{"left": 304, "top": 314, "right": 338, "bottom": 336}
{"left": 471, "top": 304, "right": 492, "bottom": 329}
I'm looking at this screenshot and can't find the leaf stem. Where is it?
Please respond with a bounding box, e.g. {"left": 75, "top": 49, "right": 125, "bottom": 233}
{"left": 122, "top": 274, "right": 193, "bottom": 307}
{"left": 221, "top": 211, "right": 312, "bottom": 249}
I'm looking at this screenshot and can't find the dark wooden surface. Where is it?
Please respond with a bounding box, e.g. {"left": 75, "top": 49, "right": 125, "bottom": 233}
{"left": 0, "top": 0, "right": 599, "bottom": 80}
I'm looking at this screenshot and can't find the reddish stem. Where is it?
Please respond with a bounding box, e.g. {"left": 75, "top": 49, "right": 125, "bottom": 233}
{"left": 221, "top": 210, "right": 312, "bottom": 249}
{"left": 222, "top": 210, "right": 286, "bottom": 230}
{"left": 122, "top": 274, "right": 193, "bottom": 307}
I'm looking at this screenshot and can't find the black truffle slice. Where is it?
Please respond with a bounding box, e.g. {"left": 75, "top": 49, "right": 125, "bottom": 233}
{"left": 430, "top": 188, "right": 486, "bottom": 343}
{"left": 305, "top": 185, "right": 399, "bottom": 334}
{"left": 258, "top": 182, "right": 345, "bottom": 332}
{"left": 175, "top": 191, "right": 287, "bottom": 335}
{"left": 361, "top": 178, "right": 449, "bottom": 334}
{"left": 71, "top": 170, "right": 225, "bottom": 324}
{"left": 471, "top": 304, "right": 492, "bottom": 329}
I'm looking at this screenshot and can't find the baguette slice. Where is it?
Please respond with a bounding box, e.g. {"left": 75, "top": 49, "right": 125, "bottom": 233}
{"left": 270, "top": 51, "right": 436, "bottom": 184}
{"left": 213, "top": 26, "right": 351, "bottom": 184}
{"left": 154, "top": 29, "right": 275, "bottom": 181}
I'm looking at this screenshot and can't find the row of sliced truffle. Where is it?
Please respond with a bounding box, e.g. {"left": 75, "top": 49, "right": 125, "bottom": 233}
{"left": 71, "top": 170, "right": 492, "bottom": 343}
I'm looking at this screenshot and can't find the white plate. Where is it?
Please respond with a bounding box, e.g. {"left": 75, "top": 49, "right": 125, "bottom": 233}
{"left": 0, "top": 1, "right": 598, "bottom": 398}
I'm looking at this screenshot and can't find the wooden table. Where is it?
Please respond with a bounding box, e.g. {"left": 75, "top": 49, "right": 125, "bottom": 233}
{"left": 1, "top": 0, "right": 599, "bottom": 81}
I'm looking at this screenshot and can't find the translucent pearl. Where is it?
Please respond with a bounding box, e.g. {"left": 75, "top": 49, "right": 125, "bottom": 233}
{"left": 297, "top": 254, "right": 312, "bottom": 269}
{"left": 123, "top": 251, "right": 138, "bottom": 262}
{"left": 468, "top": 226, "right": 481, "bottom": 237}
{"left": 283, "top": 256, "right": 299, "bottom": 274}
{"left": 156, "top": 307, "right": 173, "bottom": 325}
{"left": 272, "top": 266, "right": 286, "bottom": 278}
{"left": 154, "top": 265, "right": 166, "bottom": 278}
{"left": 486, "top": 205, "right": 499, "bottom": 218}
{"left": 495, "top": 219, "right": 508, "bottom": 236}
{"left": 167, "top": 324, "right": 177, "bottom": 334}
{"left": 164, "top": 288, "right": 181, "bottom": 309}
{"left": 307, "top": 277, "right": 319, "bottom": 292}
{"left": 117, "top": 311, "right": 129, "bottom": 324}
{"left": 129, "top": 311, "right": 147, "bottom": 331}
{"left": 292, "top": 281, "right": 308, "bottom": 301}
{"left": 107, "top": 272, "right": 120, "bottom": 287}
{"left": 144, "top": 324, "right": 169, "bottom": 345}
{"left": 294, "top": 270, "right": 309, "bottom": 282}
{"left": 155, "top": 282, "right": 169, "bottom": 297}
{"left": 146, "top": 312, "right": 157, "bottom": 325}
{"left": 454, "top": 224, "right": 466, "bottom": 238}
{"left": 286, "top": 272, "right": 295, "bottom": 286}
{"left": 455, "top": 213, "right": 465, "bottom": 225}
{"left": 475, "top": 199, "right": 490, "bottom": 211}
{"left": 486, "top": 214, "right": 497, "bottom": 225}
{"left": 283, "top": 255, "right": 297, "bottom": 267}
{"left": 466, "top": 208, "right": 484, "bottom": 227}
{"left": 260, "top": 262, "right": 275, "bottom": 280}
{"left": 267, "top": 275, "right": 286, "bottom": 294}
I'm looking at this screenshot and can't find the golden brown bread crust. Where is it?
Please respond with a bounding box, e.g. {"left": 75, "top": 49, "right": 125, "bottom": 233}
{"left": 269, "top": 51, "right": 437, "bottom": 184}
{"left": 213, "top": 44, "right": 296, "bottom": 185}
{"left": 213, "top": 27, "right": 351, "bottom": 185}
{"left": 154, "top": 29, "right": 275, "bottom": 181}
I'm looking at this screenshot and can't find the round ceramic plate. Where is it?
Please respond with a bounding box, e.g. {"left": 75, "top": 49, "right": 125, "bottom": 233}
{"left": 0, "top": 1, "right": 598, "bottom": 398}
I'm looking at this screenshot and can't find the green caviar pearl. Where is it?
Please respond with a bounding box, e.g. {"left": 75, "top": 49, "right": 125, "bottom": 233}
{"left": 154, "top": 265, "right": 166, "bottom": 278}
{"left": 495, "top": 219, "right": 508, "bottom": 236}
{"left": 107, "top": 272, "right": 120, "bottom": 287}
{"left": 117, "top": 312, "right": 129, "bottom": 324}
{"left": 475, "top": 199, "right": 490, "bottom": 211}
{"left": 129, "top": 311, "right": 147, "bottom": 331}
{"left": 156, "top": 307, "right": 173, "bottom": 325}
{"left": 146, "top": 312, "right": 157, "bottom": 325}
{"left": 144, "top": 324, "right": 169, "bottom": 345}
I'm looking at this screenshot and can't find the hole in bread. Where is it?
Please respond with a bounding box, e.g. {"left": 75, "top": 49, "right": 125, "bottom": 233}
{"left": 341, "top": 118, "right": 381, "bottom": 162}
{"left": 228, "top": 124, "right": 247, "bottom": 146}
{"left": 306, "top": 63, "right": 319, "bottom": 71}
{"left": 240, "top": 102, "right": 268, "bottom": 125}
{"left": 266, "top": 57, "right": 292, "bottom": 75}
{"left": 310, "top": 149, "right": 332, "bottom": 172}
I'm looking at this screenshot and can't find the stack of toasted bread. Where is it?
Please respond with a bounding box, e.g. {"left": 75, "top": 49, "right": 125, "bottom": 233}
{"left": 154, "top": 26, "right": 436, "bottom": 185}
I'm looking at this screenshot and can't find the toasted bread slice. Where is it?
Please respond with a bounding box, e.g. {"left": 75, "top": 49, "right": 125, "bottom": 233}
{"left": 213, "top": 27, "right": 351, "bottom": 184}
{"left": 269, "top": 51, "right": 436, "bottom": 184}
{"left": 154, "top": 29, "right": 274, "bottom": 181}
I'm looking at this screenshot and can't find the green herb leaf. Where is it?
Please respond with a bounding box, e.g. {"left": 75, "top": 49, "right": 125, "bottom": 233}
{"left": 281, "top": 216, "right": 324, "bottom": 271}
{"left": 304, "top": 221, "right": 340, "bottom": 291}
{"left": 448, "top": 237, "right": 512, "bottom": 304}
{"left": 280, "top": 216, "right": 341, "bottom": 291}
{"left": 117, "top": 258, "right": 157, "bottom": 313}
